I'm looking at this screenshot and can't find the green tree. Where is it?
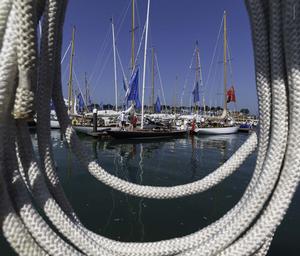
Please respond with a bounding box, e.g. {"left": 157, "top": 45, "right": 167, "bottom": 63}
{"left": 240, "top": 108, "right": 250, "bottom": 115}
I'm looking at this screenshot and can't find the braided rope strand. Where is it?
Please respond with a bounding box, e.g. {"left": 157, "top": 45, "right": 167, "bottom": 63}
{"left": 1, "top": 0, "right": 300, "bottom": 255}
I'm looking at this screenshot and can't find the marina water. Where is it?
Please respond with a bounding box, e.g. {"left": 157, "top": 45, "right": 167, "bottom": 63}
{"left": 1, "top": 130, "right": 299, "bottom": 255}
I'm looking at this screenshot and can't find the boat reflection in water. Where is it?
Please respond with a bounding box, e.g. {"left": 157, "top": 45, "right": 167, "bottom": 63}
{"left": 28, "top": 130, "right": 254, "bottom": 244}
{"left": 192, "top": 134, "right": 238, "bottom": 165}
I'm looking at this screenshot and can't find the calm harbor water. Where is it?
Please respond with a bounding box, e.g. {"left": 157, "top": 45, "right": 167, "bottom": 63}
{"left": 1, "top": 130, "right": 300, "bottom": 255}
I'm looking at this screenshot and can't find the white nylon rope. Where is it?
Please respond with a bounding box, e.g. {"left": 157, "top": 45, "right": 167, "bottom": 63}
{"left": 12, "top": 0, "right": 36, "bottom": 120}
{"left": 0, "top": 1, "right": 58, "bottom": 255}
{"left": 0, "top": 5, "right": 253, "bottom": 256}
{"left": 30, "top": 2, "right": 274, "bottom": 256}
{"left": 1, "top": 0, "right": 300, "bottom": 256}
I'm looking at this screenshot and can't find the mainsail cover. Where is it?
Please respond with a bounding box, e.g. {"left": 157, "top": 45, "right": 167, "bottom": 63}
{"left": 126, "top": 68, "right": 141, "bottom": 109}
{"left": 155, "top": 96, "right": 161, "bottom": 113}
{"left": 192, "top": 81, "right": 200, "bottom": 103}
{"left": 76, "top": 92, "right": 85, "bottom": 113}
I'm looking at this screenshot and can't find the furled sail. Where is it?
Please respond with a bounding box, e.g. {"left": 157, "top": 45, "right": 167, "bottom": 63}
{"left": 126, "top": 68, "right": 141, "bottom": 109}
{"left": 155, "top": 96, "right": 161, "bottom": 113}
{"left": 192, "top": 81, "right": 200, "bottom": 103}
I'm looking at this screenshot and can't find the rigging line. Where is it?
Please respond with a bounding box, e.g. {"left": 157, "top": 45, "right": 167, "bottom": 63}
{"left": 62, "top": 62, "right": 70, "bottom": 83}
{"left": 135, "top": 0, "right": 142, "bottom": 37}
{"left": 116, "top": 47, "right": 129, "bottom": 90}
{"left": 125, "top": 21, "right": 146, "bottom": 78}
{"left": 124, "top": 2, "right": 147, "bottom": 77}
{"left": 207, "top": 64, "right": 216, "bottom": 107}
{"left": 135, "top": 0, "right": 145, "bottom": 71}
{"left": 134, "top": 0, "right": 142, "bottom": 51}
{"left": 116, "top": 0, "right": 131, "bottom": 38}
{"left": 126, "top": 1, "right": 146, "bottom": 77}
{"left": 89, "top": 1, "right": 131, "bottom": 83}
{"left": 90, "top": 47, "right": 113, "bottom": 96}
{"left": 125, "top": 21, "right": 146, "bottom": 79}
{"left": 60, "top": 40, "right": 71, "bottom": 64}
{"left": 198, "top": 46, "right": 204, "bottom": 87}
{"left": 208, "top": 56, "right": 222, "bottom": 108}
{"left": 134, "top": 22, "right": 146, "bottom": 71}
{"left": 89, "top": 0, "right": 131, "bottom": 97}
{"left": 183, "top": 74, "right": 192, "bottom": 108}
{"left": 154, "top": 52, "right": 167, "bottom": 107}
{"left": 226, "top": 41, "right": 237, "bottom": 109}
{"left": 73, "top": 67, "right": 88, "bottom": 107}
{"left": 226, "top": 39, "right": 234, "bottom": 85}
{"left": 111, "top": 0, "right": 132, "bottom": 85}
{"left": 180, "top": 47, "right": 197, "bottom": 107}
{"left": 205, "top": 15, "right": 224, "bottom": 99}
{"left": 89, "top": 0, "right": 130, "bottom": 84}
{"left": 147, "top": 17, "right": 153, "bottom": 52}
{"left": 207, "top": 28, "right": 224, "bottom": 107}
{"left": 88, "top": 23, "right": 111, "bottom": 82}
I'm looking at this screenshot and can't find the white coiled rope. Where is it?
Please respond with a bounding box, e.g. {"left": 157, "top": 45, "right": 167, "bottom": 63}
{"left": 0, "top": 0, "right": 299, "bottom": 255}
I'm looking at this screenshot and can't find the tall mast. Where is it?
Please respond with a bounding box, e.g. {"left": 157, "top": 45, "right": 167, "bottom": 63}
{"left": 131, "top": 0, "right": 135, "bottom": 71}
{"left": 195, "top": 41, "right": 200, "bottom": 82}
{"left": 151, "top": 47, "right": 155, "bottom": 113}
{"left": 111, "top": 17, "right": 118, "bottom": 111}
{"left": 197, "top": 42, "right": 205, "bottom": 115}
{"left": 141, "top": 0, "right": 151, "bottom": 129}
{"left": 195, "top": 41, "right": 200, "bottom": 113}
{"left": 223, "top": 11, "right": 227, "bottom": 112}
{"left": 68, "top": 26, "right": 75, "bottom": 115}
{"left": 174, "top": 75, "right": 178, "bottom": 113}
{"left": 85, "top": 72, "right": 89, "bottom": 111}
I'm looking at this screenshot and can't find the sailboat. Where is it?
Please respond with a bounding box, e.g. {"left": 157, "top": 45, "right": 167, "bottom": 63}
{"left": 177, "top": 41, "right": 204, "bottom": 124}
{"left": 107, "top": 0, "right": 186, "bottom": 139}
{"left": 194, "top": 11, "right": 239, "bottom": 135}
{"left": 50, "top": 26, "right": 78, "bottom": 129}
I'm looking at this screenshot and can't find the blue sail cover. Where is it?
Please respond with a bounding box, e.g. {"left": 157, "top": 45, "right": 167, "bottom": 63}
{"left": 76, "top": 92, "right": 85, "bottom": 113}
{"left": 126, "top": 68, "right": 141, "bottom": 109}
{"left": 192, "top": 81, "right": 200, "bottom": 103}
{"left": 155, "top": 96, "right": 161, "bottom": 113}
{"left": 135, "top": 97, "right": 141, "bottom": 109}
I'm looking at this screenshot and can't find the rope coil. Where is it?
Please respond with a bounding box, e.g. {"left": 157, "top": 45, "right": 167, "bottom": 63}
{"left": 0, "top": 0, "right": 299, "bottom": 255}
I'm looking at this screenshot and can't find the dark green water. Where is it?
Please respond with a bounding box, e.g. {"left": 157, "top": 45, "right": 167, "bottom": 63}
{"left": 1, "top": 130, "right": 300, "bottom": 255}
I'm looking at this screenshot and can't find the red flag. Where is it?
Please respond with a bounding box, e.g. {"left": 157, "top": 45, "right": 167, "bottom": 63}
{"left": 227, "top": 86, "right": 236, "bottom": 103}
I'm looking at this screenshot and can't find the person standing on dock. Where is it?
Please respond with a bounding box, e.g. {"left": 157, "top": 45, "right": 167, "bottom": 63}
{"left": 190, "top": 118, "right": 196, "bottom": 135}
{"left": 120, "top": 111, "right": 126, "bottom": 130}
{"left": 132, "top": 114, "right": 138, "bottom": 130}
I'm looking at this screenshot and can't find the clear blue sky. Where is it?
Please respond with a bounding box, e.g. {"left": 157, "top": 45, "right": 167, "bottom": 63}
{"left": 61, "top": 0, "right": 258, "bottom": 114}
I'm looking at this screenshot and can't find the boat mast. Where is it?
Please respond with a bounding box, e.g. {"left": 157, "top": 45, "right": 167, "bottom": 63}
{"left": 131, "top": 0, "right": 135, "bottom": 71}
{"left": 68, "top": 26, "right": 75, "bottom": 115}
{"left": 151, "top": 47, "right": 155, "bottom": 113}
{"left": 195, "top": 41, "right": 200, "bottom": 114}
{"left": 198, "top": 43, "right": 205, "bottom": 115}
{"left": 111, "top": 17, "right": 118, "bottom": 111}
{"left": 141, "top": 0, "right": 151, "bottom": 129}
{"left": 174, "top": 75, "right": 178, "bottom": 113}
{"left": 223, "top": 11, "right": 227, "bottom": 112}
{"left": 85, "top": 72, "right": 89, "bottom": 112}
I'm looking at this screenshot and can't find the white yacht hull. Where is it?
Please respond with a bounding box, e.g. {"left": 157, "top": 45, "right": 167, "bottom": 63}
{"left": 195, "top": 126, "right": 239, "bottom": 135}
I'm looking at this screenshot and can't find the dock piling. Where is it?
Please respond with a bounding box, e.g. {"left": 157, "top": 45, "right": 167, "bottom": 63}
{"left": 93, "top": 108, "right": 97, "bottom": 132}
